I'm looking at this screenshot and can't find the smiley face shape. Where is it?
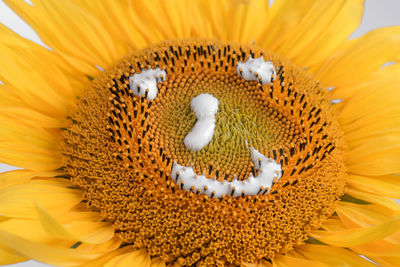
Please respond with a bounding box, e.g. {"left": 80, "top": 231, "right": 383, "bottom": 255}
{"left": 62, "top": 39, "right": 345, "bottom": 266}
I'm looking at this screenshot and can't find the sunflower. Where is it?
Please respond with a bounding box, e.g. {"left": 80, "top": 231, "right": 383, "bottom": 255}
{"left": 1, "top": 0, "right": 400, "bottom": 266}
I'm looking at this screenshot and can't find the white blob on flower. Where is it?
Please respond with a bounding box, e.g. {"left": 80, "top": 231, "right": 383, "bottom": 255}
{"left": 171, "top": 145, "right": 282, "bottom": 198}
{"left": 237, "top": 56, "right": 276, "bottom": 85}
{"left": 129, "top": 67, "right": 166, "bottom": 100}
{"left": 331, "top": 99, "right": 344, "bottom": 104}
{"left": 184, "top": 94, "right": 219, "bottom": 152}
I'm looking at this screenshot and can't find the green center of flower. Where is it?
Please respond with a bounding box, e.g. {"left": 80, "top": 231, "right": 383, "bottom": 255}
{"left": 151, "top": 71, "right": 300, "bottom": 183}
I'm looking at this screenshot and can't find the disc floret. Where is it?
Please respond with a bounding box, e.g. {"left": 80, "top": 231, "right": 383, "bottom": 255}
{"left": 62, "top": 39, "right": 346, "bottom": 266}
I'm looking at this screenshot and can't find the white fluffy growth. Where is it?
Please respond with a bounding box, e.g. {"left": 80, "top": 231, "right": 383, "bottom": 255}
{"left": 171, "top": 163, "right": 230, "bottom": 198}
{"left": 184, "top": 94, "right": 219, "bottom": 152}
{"left": 129, "top": 68, "right": 166, "bottom": 100}
{"left": 331, "top": 99, "right": 344, "bottom": 104}
{"left": 238, "top": 146, "right": 282, "bottom": 196}
{"left": 170, "top": 146, "right": 282, "bottom": 198}
{"left": 237, "top": 56, "right": 276, "bottom": 85}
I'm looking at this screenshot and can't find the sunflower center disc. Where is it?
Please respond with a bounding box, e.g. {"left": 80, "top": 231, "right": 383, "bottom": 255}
{"left": 62, "top": 39, "right": 346, "bottom": 266}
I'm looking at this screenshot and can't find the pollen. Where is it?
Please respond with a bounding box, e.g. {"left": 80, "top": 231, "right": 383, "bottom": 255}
{"left": 62, "top": 39, "right": 346, "bottom": 266}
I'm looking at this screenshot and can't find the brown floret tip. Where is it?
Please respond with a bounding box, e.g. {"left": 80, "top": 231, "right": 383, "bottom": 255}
{"left": 62, "top": 39, "right": 346, "bottom": 266}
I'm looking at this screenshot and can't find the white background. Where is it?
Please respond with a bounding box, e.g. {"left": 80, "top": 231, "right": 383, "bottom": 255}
{"left": 1, "top": 0, "right": 400, "bottom": 266}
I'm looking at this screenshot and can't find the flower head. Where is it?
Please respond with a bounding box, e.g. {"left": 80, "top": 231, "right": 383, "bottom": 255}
{"left": 1, "top": 0, "right": 400, "bottom": 266}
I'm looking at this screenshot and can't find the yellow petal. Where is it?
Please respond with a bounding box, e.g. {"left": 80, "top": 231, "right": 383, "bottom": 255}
{"left": 336, "top": 202, "right": 400, "bottom": 254}
{"left": 76, "top": 236, "right": 122, "bottom": 255}
{"left": 259, "top": 0, "right": 311, "bottom": 49}
{"left": 310, "top": 215, "right": 400, "bottom": 247}
{"left": 79, "top": 246, "right": 133, "bottom": 267}
{"left": 346, "top": 135, "right": 400, "bottom": 176}
{"left": 295, "top": 244, "right": 376, "bottom": 266}
{"left": 0, "top": 244, "right": 27, "bottom": 265}
{"left": 1, "top": 210, "right": 112, "bottom": 249}
{"left": 260, "top": 0, "right": 363, "bottom": 67}
{"left": 0, "top": 106, "right": 69, "bottom": 128}
{"left": 159, "top": 0, "right": 191, "bottom": 39}
{"left": 292, "top": 0, "right": 364, "bottom": 66}
{"left": 352, "top": 239, "right": 400, "bottom": 257}
{"left": 276, "top": 0, "right": 363, "bottom": 66}
{"left": 336, "top": 202, "right": 400, "bottom": 232}
{"left": 320, "top": 217, "right": 347, "bottom": 232}
{"left": 128, "top": 0, "right": 179, "bottom": 41}
{"left": 272, "top": 253, "right": 328, "bottom": 267}
{"left": 370, "top": 255, "right": 400, "bottom": 267}
{"left": 221, "top": 0, "right": 269, "bottom": 43}
{"left": 346, "top": 185, "right": 400, "bottom": 210}
{"left": 198, "top": 0, "right": 228, "bottom": 40}
{"left": 0, "top": 179, "right": 82, "bottom": 219}
{"left": 0, "top": 147, "right": 62, "bottom": 171}
{"left": 64, "top": 220, "right": 115, "bottom": 245}
{"left": 104, "top": 248, "right": 151, "bottom": 267}
{"left": 313, "top": 26, "right": 400, "bottom": 88}
{"left": 0, "top": 230, "right": 98, "bottom": 266}
{"left": 336, "top": 64, "right": 400, "bottom": 149}
{"left": 150, "top": 257, "right": 166, "bottom": 267}
{"left": 36, "top": 204, "right": 114, "bottom": 245}
{"left": 332, "top": 63, "right": 400, "bottom": 102}
{"left": 343, "top": 117, "right": 400, "bottom": 150}
{"left": 0, "top": 116, "right": 61, "bottom": 152}
{"left": 346, "top": 174, "right": 400, "bottom": 199}
{"left": 0, "top": 218, "right": 57, "bottom": 244}
{"left": 0, "top": 169, "right": 59, "bottom": 190}
{"left": 0, "top": 40, "right": 78, "bottom": 117}
{"left": 71, "top": 0, "right": 150, "bottom": 49}
{"left": 4, "top": 0, "right": 120, "bottom": 73}
{"left": 0, "top": 24, "right": 85, "bottom": 89}
{"left": 258, "top": 260, "right": 273, "bottom": 267}
{"left": 0, "top": 115, "right": 62, "bottom": 174}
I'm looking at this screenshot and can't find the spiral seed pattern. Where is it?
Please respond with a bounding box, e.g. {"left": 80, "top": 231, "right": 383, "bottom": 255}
{"left": 62, "top": 39, "right": 346, "bottom": 266}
